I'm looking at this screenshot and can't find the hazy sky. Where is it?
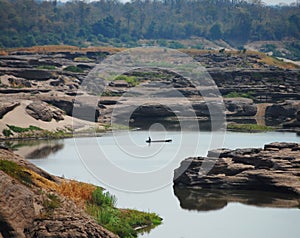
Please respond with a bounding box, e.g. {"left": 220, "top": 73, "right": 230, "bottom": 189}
{"left": 118, "top": 0, "right": 296, "bottom": 5}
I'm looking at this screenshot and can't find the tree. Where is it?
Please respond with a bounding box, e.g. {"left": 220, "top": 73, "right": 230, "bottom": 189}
{"left": 209, "top": 23, "right": 222, "bottom": 40}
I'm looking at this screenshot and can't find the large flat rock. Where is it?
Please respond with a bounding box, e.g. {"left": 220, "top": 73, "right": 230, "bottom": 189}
{"left": 174, "top": 142, "right": 300, "bottom": 195}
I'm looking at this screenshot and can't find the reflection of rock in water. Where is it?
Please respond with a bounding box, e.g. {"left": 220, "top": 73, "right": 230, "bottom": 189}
{"left": 129, "top": 118, "right": 221, "bottom": 131}
{"left": 26, "top": 144, "right": 64, "bottom": 159}
{"left": 173, "top": 186, "right": 300, "bottom": 212}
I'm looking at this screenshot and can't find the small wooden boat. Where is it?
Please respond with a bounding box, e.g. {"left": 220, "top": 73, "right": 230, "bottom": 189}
{"left": 146, "top": 139, "right": 172, "bottom": 143}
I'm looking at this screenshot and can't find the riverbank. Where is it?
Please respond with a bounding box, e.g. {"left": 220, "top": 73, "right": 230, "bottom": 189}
{"left": 0, "top": 47, "right": 300, "bottom": 139}
{"left": 0, "top": 148, "right": 162, "bottom": 238}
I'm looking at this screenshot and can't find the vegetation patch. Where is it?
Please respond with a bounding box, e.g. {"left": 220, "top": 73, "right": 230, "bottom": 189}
{"left": 0, "top": 160, "right": 32, "bottom": 186}
{"left": 259, "top": 54, "right": 299, "bottom": 69}
{"left": 86, "top": 187, "right": 162, "bottom": 238}
{"left": 2, "top": 125, "right": 72, "bottom": 139}
{"left": 36, "top": 129, "right": 73, "bottom": 139}
{"left": 224, "top": 91, "right": 255, "bottom": 99}
{"left": 63, "top": 65, "right": 84, "bottom": 73}
{"left": 227, "top": 123, "right": 275, "bottom": 132}
{"left": 58, "top": 180, "right": 96, "bottom": 207}
{"left": 36, "top": 65, "right": 56, "bottom": 70}
{"left": 2, "top": 129, "right": 13, "bottom": 137}
{"left": 42, "top": 193, "right": 61, "bottom": 215}
{"left": 114, "top": 75, "right": 140, "bottom": 87}
{"left": 7, "top": 125, "right": 42, "bottom": 133}
{"left": 74, "top": 56, "right": 93, "bottom": 62}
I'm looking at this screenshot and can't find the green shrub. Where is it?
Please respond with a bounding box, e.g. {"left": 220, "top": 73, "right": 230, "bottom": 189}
{"left": 115, "top": 75, "right": 139, "bottom": 87}
{"left": 7, "top": 125, "right": 42, "bottom": 133}
{"left": 43, "top": 193, "right": 61, "bottom": 215}
{"left": 224, "top": 91, "right": 255, "bottom": 99}
{"left": 0, "top": 160, "right": 32, "bottom": 185}
{"left": 227, "top": 123, "right": 275, "bottom": 132}
{"left": 36, "top": 65, "right": 56, "bottom": 70}
{"left": 91, "top": 187, "right": 117, "bottom": 207}
{"left": 86, "top": 187, "right": 162, "bottom": 237}
{"left": 63, "top": 65, "right": 84, "bottom": 73}
{"left": 2, "top": 129, "right": 13, "bottom": 137}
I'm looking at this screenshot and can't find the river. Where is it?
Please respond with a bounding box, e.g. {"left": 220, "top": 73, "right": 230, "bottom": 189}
{"left": 12, "top": 131, "right": 300, "bottom": 238}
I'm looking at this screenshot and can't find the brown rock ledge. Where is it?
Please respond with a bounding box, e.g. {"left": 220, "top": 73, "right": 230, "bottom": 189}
{"left": 0, "top": 148, "right": 118, "bottom": 238}
{"left": 174, "top": 142, "right": 300, "bottom": 196}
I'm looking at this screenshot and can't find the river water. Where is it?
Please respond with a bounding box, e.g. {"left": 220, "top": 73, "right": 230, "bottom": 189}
{"left": 13, "top": 131, "right": 300, "bottom": 238}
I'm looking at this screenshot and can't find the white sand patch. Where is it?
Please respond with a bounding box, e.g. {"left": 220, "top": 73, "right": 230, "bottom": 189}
{"left": 0, "top": 100, "right": 96, "bottom": 134}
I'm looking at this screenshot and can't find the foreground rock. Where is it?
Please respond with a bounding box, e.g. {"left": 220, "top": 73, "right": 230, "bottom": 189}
{"left": 174, "top": 142, "right": 300, "bottom": 195}
{"left": 0, "top": 148, "right": 118, "bottom": 238}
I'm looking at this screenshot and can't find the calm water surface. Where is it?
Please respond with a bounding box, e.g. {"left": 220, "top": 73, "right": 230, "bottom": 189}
{"left": 14, "top": 131, "right": 300, "bottom": 238}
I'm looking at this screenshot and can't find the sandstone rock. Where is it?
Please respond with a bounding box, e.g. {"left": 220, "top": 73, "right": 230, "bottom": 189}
{"left": 174, "top": 142, "right": 300, "bottom": 195}
{"left": 0, "top": 101, "right": 20, "bottom": 118}
{"left": 44, "top": 99, "right": 74, "bottom": 116}
{"left": 11, "top": 69, "right": 54, "bottom": 81}
{"left": 0, "top": 149, "right": 119, "bottom": 238}
{"left": 131, "top": 104, "right": 175, "bottom": 118}
{"left": 0, "top": 171, "right": 36, "bottom": 238}
{"left": 266, "top": 100, "right": 300, "bottom": 120}
{"left": 8, "top": 77, "right": 32, "bottom": 87}
{"left": 224, "top": 98, "right": 257, "bottom": 117}
{"left": 26, "top": 101, "right": 64, "bottom": 122}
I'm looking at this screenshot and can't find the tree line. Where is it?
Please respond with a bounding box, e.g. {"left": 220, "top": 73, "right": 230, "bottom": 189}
{"left": 0, "top": 0, "right": 299, "bottom": 48}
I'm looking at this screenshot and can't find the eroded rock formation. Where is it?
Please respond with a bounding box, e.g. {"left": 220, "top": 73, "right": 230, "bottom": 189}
{"left": 0, "top": 148, "right": 118, "bottom": 238}
{"left": 174, "top": 142, "right": 300, "bottom": 195}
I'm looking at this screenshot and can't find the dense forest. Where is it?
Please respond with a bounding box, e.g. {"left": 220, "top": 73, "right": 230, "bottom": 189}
{"left": 0, "top": 0, "right": 299, "bottom": 49}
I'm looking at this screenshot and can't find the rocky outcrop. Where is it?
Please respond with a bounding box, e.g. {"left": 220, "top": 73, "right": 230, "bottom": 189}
{"left": 266, "top": 100, "right": 300, "bottom": 120}
{"left": 11, "top": 69, "right": 54, "bottom": 81}
{"left": 8, "top": 77, "right": 32, "bottom": 87}
{"left": 174, "top": 142, "right": 300, "bottom": 195}
{"left": 0, "top": 149, "right": 118, "bottom": 238}
{"left": 44, "top": 99, "right": 74, "bottom": 116}
{"left": 44, "top": 98, "right": 100, "bottom": 122}
{"left": 0, "top": 50, "right": 299, "bottom": 130}
{"left": 26, "top": 101, "right": 64, "bottom": 122}
{"left": 0, "top": 101, "right": 20, "bottom": 118}
{"left": 0, "top": 170, "right": 36, "bottom": 238}
{"left": 131, "top": 104, "right": 175, "bottom": 118}
{"left": 224, "top": 98, "right": 257, "bottom": 117}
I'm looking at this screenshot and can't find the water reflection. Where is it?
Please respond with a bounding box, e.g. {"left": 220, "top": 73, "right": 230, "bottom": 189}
{"left": 26, "top": 143, "right": 64, "bottom": 159}
{"left": 173, "top": 186, "right": 300, "bottom": 211}
{"left": 4, "top": 140, "right": 64, "bottom": 159}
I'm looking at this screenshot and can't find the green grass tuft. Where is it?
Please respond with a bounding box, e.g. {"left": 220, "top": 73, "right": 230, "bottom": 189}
{"left": 7, "top": 125, "right": 42, "bottom": 133}
{"left": 227, "top": 123, "right": 275, "bottom": 132}
{"left": 43, "top": 193, "right": 61, "bottom": 215}
{"left": 86, "top": 187, "right": 162, "bottom": 237}
{"left": 36, "top": 65, "right": 56, "bottom": 70}
{"left": 0, "top": 160, "right": 32, "bottom": 185}
{"left": 63, "top": 65, "right": 84, "bottom": 73}
{"left": 224, "top": 91, "right": 255, "bottom": 99}
{"left": 2, "top": 129, "right": 13, "bottom": 137}
{"left": 91, "top": 187, "right": 117, "bottom": 207}
{"left": 115, "top": 75, "right": 140, "bottom": 87}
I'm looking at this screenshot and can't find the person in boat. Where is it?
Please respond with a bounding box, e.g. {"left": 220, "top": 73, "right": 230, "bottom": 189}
{"left": 148, "top": 137, "right": 151, "bottom": 143}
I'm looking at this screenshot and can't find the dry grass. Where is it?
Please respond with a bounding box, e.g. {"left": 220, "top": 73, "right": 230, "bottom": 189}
{"left": 2, "top": 45, "right": 125, "bottom": 55}
{"left": 181, "top": 49, "right": 215, "bottom": 55}
{"left": 57, "top": 180, "right": 96, "bottom": 207}
{"left": 25, "top": 169, "right": 59, "bottom": 191}
{"left": 258, "top": 54, "right": 299, "bottom": 69}
{"left": 0, "top": 49, "right": 8, "bottom": 56}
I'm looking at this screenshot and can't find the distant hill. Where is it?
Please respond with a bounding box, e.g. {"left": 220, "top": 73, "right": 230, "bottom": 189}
{"left": 0, "top": 0, "right": 299, "bottom": 59}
